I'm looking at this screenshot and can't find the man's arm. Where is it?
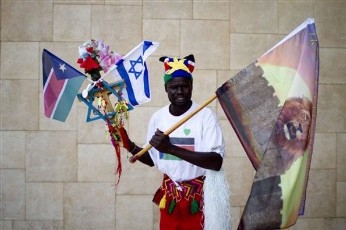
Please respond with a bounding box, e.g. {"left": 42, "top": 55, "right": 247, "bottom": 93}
{"left": 119, "top": 127, "right": 155, "bottom": 167}
{"left": 127, "top": 141, "right": 155, "bottom": 167}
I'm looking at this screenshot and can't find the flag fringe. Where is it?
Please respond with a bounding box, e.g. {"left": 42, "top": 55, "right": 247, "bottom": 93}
{"left": 203, "top": 168, "right": 231, "bottom": 230}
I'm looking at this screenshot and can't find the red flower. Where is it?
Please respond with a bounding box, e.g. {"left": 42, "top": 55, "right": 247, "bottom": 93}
{"left": 86, "top": 47, "right": 94, "bottom": 54}
{"left": 77, "top": 58, "right": 84, "bottom": 64}
{"left": 78, "top": 56, "right": 100, "bottom": 72}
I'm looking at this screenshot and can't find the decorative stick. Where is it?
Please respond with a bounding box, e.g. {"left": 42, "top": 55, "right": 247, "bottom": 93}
{"left": 129, "top": 94, "right": 217, "bottom": 163}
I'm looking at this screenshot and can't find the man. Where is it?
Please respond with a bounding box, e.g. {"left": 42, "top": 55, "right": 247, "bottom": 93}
{"left": 121, "top": 54, "right": 228, "bottom": 230}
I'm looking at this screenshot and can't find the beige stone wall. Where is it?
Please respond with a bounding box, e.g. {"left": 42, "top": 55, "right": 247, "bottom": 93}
{"left": 1, "top": 0, "right": 345, "bottom": 229}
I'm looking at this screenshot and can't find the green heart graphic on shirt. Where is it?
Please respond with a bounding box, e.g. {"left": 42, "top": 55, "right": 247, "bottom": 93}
{"left": 184, "top": 128, "right": 191, "bottom": 136}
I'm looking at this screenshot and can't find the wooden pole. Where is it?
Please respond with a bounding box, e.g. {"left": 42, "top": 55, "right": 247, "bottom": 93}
{"left": 129, "top": 94, "right": 217, "bottom": 163}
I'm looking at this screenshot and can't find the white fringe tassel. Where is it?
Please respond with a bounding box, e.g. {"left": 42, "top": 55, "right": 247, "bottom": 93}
{"left": 203, "top": 168, "right": 231, "bottom": 230}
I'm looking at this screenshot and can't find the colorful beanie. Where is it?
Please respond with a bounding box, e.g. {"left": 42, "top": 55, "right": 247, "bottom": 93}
{"left": 159, "top": 54, "right": 195, "bottom": 84}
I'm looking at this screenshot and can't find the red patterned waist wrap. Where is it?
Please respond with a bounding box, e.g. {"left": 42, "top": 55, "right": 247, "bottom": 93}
{"left": 153, "top": 174, "right": 205, "bottom": 215}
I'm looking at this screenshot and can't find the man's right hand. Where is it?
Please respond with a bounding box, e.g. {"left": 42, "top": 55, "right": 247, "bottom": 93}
{"left": 149, "top": 129, "right": 173, "bottom": 153}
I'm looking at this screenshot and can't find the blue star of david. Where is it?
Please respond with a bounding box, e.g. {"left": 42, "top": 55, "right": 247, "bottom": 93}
{"left": 128, "top": 56, "right": 143, "bottom": 79}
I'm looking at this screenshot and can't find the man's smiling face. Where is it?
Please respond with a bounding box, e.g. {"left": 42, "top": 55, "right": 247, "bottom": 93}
{"left": 165, "top": 77, "right": 193, "bottom": 108}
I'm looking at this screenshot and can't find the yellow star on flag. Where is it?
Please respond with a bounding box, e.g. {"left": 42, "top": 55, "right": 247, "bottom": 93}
{"left": 166, "top": 57, "right": 190, "bottom": 75}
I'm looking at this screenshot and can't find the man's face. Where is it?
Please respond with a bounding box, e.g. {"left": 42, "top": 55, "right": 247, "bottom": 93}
{"left": 165, "top": 77, "right": 193, "bottom": 107}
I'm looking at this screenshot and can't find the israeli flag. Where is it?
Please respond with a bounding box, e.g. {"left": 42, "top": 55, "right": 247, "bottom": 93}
{"left": 108, "top": 41, "right": 159, "bottom": 106}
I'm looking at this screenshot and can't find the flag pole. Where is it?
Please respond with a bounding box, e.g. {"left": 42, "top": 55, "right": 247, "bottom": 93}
{"left": 129, "top": 94, "right": 217, "bottom": 163}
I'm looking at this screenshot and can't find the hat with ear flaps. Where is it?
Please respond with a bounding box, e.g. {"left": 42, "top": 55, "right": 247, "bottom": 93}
{"left": 159, "top": 54, "right": 195, "bottom": 84}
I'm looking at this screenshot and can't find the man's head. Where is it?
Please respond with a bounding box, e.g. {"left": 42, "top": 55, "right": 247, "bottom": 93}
{"left": 160, "top": 55, "right": 195, "bottom": 113}
{"left": 165, "top": 76, "right": 193, "bottom": 108}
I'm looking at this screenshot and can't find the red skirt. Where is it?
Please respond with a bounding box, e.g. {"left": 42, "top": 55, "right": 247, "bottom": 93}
{"left": 153, "top": 175, "right": 205, "bottom": 230}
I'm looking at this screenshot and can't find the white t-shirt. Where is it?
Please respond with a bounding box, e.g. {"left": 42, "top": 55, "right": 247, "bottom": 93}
{"left": 146, "top": 101, "right": 225, "bottom": 182}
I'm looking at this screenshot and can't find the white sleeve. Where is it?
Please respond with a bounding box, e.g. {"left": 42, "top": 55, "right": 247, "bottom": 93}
{"left": 202, "top": 110, "right": 226, "bottom": 157}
